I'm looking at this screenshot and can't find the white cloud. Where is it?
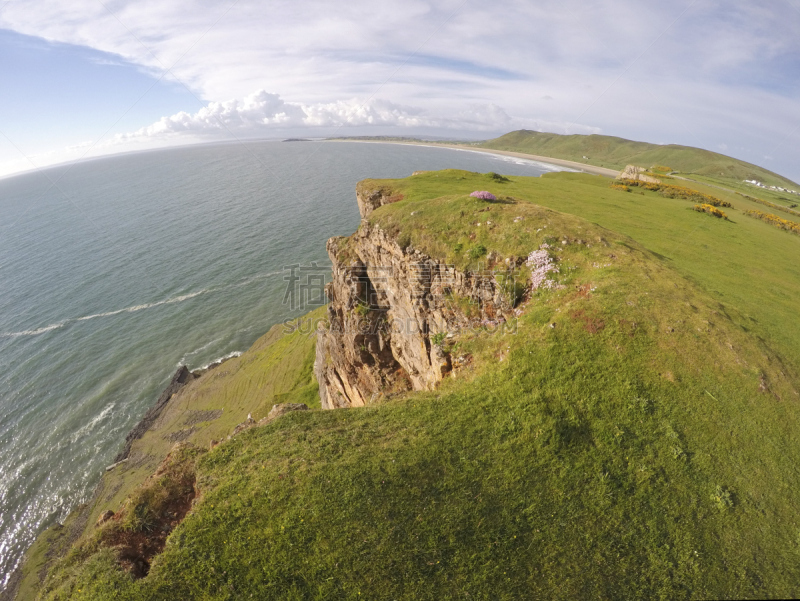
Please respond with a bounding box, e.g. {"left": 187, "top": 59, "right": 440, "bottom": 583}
{"left": 0, "top": 90, "right": 602, "bottom": 178}
{"left": 3, "top": 0, "right": 797, "bottom": 103}
{"left": 114, "top": 91, "right": 306, "bottom": 140}
{"left": 302, "top": 98, "right": 425, "bottom": 128}
{"left": 0, "top": 0, "right": 797, "bottom": 179}
{"left": 108, "top": 91, "right": 600, "bottom": 144}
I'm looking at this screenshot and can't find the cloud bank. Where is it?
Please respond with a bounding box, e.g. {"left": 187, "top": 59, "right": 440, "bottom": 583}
{"left": 110, "top": 91, "right": 600, "bottom": 145}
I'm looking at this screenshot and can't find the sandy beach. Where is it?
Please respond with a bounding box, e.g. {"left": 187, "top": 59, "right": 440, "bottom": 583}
{"left": 328, "top": 139, "right": 620, "bottom": 178}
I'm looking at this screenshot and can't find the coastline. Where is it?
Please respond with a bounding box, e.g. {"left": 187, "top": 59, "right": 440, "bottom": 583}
{"left": 326, "top": 139, "right": 620, "bottom": 178}
{"left": 10, "top": 162, "right": 800, "bottom": 599}
{"left": 8, "top": 314, "right": 322, "bottom": 600}
{"left": 5, "top": 354, "right": 238, "bottom": 600}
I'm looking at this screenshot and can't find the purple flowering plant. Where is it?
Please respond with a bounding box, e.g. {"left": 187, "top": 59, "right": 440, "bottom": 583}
{"left": 527, "top": 246, "right": 561, "bottom": 290}
{"left": 470, "top": 191, "right": 497, "bottom": 201}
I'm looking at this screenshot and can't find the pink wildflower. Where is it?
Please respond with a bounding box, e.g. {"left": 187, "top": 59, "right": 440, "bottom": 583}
{"left": 470, "top": 191, "right": 497, "bottom": 201}
{"left": 527, "top": 246, "right": 561, "bottom": 290}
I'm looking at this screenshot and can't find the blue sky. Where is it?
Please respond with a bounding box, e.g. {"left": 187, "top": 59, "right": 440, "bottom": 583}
{"left": 0, "top": 0, "right": 798, "bottom": 182}
{"left": 0, "top": 30, "right": 196, "bottom": 154}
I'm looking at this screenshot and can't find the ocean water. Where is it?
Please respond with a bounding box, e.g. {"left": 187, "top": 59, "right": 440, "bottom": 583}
{"left": 0, "top": 140, "right": 564, "bottom": 586}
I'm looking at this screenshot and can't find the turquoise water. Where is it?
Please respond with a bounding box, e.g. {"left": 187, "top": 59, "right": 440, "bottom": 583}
{"left": 0, "top": 140, "right": 563, "bottom": 586}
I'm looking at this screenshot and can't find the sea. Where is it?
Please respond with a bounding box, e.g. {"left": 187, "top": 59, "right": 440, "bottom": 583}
{"left": 0, "top": 140, "right": 564, "bottom": 587}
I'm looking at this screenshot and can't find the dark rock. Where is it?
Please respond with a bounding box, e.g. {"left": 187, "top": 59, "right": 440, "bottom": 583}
{"left": 114, "top": 366, "right": 195, "bottom": 462}
{"left": 230, "top": 415, "right": 257, "bottom": 438}
{"left": 182, "top": 409, "right": 223, "bottom": 427}
{"left": 96, "top": 510, "right": 115, "bottom": 527}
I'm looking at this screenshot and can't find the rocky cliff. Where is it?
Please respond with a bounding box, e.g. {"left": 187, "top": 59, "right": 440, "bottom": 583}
{"left": 314, "top": 185, "right": 518, "bottom": 409}
{"left": 617, "top": 164, "right": 661, "bottom": 184}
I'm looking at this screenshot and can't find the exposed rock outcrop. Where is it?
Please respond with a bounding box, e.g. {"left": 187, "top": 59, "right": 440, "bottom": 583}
{"left": 227, "top": 403, "right": 310, "bottom": 439}
{"left": 100, "top": 442, "right": 202, "bottom": 580}
{"left": 618, "top": 164, "right": 661, "bottom": 184}
{"left": 355, "top": 182, "right": 404, "bottom": 220}
{"left": 260, "top": 403, "right": 310, "bottom": 424}
{"left": 314, "top": 190, "right": 519, "bottom": 410}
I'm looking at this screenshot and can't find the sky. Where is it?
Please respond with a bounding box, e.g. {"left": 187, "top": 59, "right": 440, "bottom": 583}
{"left": 0, "top": 0, "right": 798, "bottom": 181}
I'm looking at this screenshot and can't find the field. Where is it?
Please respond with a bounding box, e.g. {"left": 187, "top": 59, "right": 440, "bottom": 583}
{"left": 23, "top": 170, "right": 800, "bottom": 600}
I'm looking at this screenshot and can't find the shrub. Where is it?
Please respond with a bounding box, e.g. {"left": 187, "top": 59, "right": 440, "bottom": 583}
{"left": 469, "top": 244, "right": 488, "bottom": 260}
{"left": 497, "top": 270, "right": 528, "bottom": 306}
{"left": 470, "top": 191, "right": 497, "bottom": 201}
{"left": 124, "top": 499, "right": 158, "bottom": 533}
{"left": 610, "top": 183, "right": 631, "bottom": 192}
{"left": 744, "top": 209, "right": 800, "bottom": 236}
{"left": 397, "top": 232, "right": 412, "bottom": 249}
{"left": 629, "top": 396, "right": 653, "bottom": 414}
{"left": 671, "top": 445, "right": 687, "bottom": 461}
{"left": 431, "top": 332, "right": 447, "bottom": 347}
{"left": 621, "top": 179, "right": 732, "bottom": 207}
{"left": 711, "top": 485, "right": 734, "bottom": 511}
{"left": 486, "top": 172, "right": 510, "bottom": 183}
{"left": 507, "top": 279, "right": 528, "bottom": 306}
{"left": 650, "top": 165, "right": 673, "bottom": 173}
{"left": 115, "top": 443, "right": 203, "bottom": 534}
{"left": 736, "top": 193, "right": 800, "bottom": 217}
{"left": 694, "top": 204, "right": 728, "bottom": 219}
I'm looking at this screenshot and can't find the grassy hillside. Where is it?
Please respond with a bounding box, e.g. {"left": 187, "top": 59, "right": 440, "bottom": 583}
{"left": 26, "top": 171, "right": 800, "bottom": 600}
{"left": 481, "top": 130, "right": 800, "bottom": 190}
{"left": 14, "top": 312, "right": 322, "bottom": 600}
{"left": 372, "top": 170, "right": 800, "bottom": 372}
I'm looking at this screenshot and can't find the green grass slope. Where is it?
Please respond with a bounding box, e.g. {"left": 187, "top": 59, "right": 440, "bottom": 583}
{"left": 482, "top": 130, "right": 800, "bottom": 190}
{"left": 31, "top": 170, "right": 800, "bottom": 600}
{"left": 372, "top": 170, "right": 800, "bottom": 373}
{"left": 15, "top": 311, "right": 322, "bottom": 600}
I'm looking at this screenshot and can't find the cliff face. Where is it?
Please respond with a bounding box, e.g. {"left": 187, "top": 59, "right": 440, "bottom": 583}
{"left": 314, "top": 186, "right": 517, "bottom": 409}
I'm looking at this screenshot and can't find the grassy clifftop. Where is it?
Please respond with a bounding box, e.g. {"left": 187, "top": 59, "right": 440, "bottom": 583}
{"left": 481, "top": 130, "right": 800, "bottom": 190}
{"left": 364, "top": 170, "right": 800, "bottom": 371}
{"left": 24, "top": 170, "right": 800, "bottom": 600}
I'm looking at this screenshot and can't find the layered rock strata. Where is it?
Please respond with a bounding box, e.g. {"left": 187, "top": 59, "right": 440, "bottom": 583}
{"left": 314, "top": 186, "right": 518, "bottom": 410}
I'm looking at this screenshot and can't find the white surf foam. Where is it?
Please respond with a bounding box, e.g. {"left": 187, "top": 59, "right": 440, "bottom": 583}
{"left": 70, "top": 403, "right": 115, "bottom": 444}
{"left": 75, "top": 290, "right": 210, "bottom": 322}
{"left": 2, "top": 268, "right": 301, "bottom": 339}
{"left": 0, "top": 323, "right": 65, "bottom": 338}
{"left": 196, "top": 351, "right": 242, "bottom": 371}
{"left": 1, "top": 290, "right": 211, "bottom": 337}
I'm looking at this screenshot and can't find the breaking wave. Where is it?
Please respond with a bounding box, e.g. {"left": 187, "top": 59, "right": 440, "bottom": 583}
{"left": 0, "top": 290, "right": 210, "bottom": 338}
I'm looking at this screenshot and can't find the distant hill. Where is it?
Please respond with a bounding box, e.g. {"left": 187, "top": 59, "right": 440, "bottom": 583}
{"left": 481, "top": 130, "right": 799, "bottom": 189}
